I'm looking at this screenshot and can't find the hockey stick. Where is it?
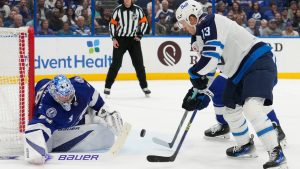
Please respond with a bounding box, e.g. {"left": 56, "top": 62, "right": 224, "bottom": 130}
{"left": 152, "top": 88, "right": 199, "bottom": 148}
{"left": 0, "top": 122, "right": 131, "bottom": 161}
{"left": 152, "top": 110, "right": 188, "bottom": 148}
{"left": 147, "top": 109, "right": 198, "bottom": 162}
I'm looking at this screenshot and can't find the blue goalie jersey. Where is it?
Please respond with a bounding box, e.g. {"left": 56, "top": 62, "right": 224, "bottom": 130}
{"left": 28, "top": 76, "right": 105, "bottom": 141}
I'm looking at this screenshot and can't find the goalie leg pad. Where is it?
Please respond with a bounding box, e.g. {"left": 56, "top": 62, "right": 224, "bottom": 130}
{"left": 223, "top": 106, "right": 249, "bottom": 146}
{"left": 243, "top": 97, "right": 278, "bottom": 151}
{"left": 24, "top": 129, "right": 48, "bottom": 164}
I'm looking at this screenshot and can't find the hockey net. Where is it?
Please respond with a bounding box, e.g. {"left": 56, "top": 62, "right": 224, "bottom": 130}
{"left": 0, "top": 27, "right": 34, "bottom": 156}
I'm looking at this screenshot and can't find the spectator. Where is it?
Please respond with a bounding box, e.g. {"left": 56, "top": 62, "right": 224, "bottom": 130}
{"left": 94, "top": 1, "right": 102, "bottom": 20}
{"left": 259, "top": 19, "right": 268, "bottom": 35}
{"left": 38, "top": 19, "right": 54, "bottom": 35}
{"left": 75, "top": 0, "right": 91, "bottom": 18}
{"left": 245, "top": 18, "right": 260, "bottom": 36}
{"left": 18, "top": 0, "right": 31, "bottom": 23}
{"left": 0, "top": 0, "right": 11, "bottom": 19}
{"left": 146, "top": 2, "right": 152, "bottom": 34}
{"left": 54, "top": 0, "right": 64, "bottom": 18}
{"left": 207, "top": 5, "right": 213, "bottom": 15}
{"left": 4, "top": 9, "right": 17, "bottom": 27}
{"left": 95, "top": 8, "right": 110, "bottom": 33}
{"left": 282, "top": 21, "right": 299, "bottom": 36}
{"left": 199, "top": 0, "right": 212, "bottom": 13}
{"left": 216, "top": 1, "right": 227, "bottom": 15}
{"left": 264, "top": 2, "right": 278, "bottom": 21}
{"left": 261, "top": 19, "right": 282, "bottom": 36}
{"left": 155, "top": 0, "right": 174, "bottom": 23}
{"left": 235, "top": 14, "right": 246, "bottom": 27}
{"left": 287, "top": 0, "right": 298, "bottom": 21}
{"left": 275, "top": 12, "right": 285, "bottom": 30}
{"left": 62, "top": 7, "right": 76, "bottom": 27}
{"left": 247, "top": 1, "right": 264, "bottom": 21}
{"left": 227, "top": 10, "right": 234, "bottom": 20}
{"left": 155, "top": 15, "right": 167, "bottom": 35}
{"left": 44, "top": 0, "right": 57, "bottom": 10}
{"left": 38, "top": 0, "right": 49, "bottom": 22}
{"left": 0, "top": 17, "right": 3, "bottom": 27}
{"left": 292, "top": 9, "right": 300, "bottom": 30}
{"left": 9, "top": 14, "right": 23, "bottom": 28}
{"left": 81, "top": 8, "right": 91, "bottom": 27}
{"left": 231, "top": 2, "right": 246, "bottom": 23}
{"left": 57, "top": 22, "right": 73, "bottom": 35}
{"left": 74, "top": 16, "right": 90, "bottom": 35}
{"left": 48, "top": 8, "right": 63, "bottom": 32}
{"left": 281, "top": 7, "right": 289, "bottom": 23}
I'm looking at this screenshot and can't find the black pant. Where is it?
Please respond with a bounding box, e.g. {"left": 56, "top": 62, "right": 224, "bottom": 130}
{"left": 105, "top": 37, "right": 148, "bottom": 89}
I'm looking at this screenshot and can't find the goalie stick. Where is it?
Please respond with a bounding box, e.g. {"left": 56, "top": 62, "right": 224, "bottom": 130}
{"left": 147, "top": 109, "right": 198, "bottom": 162}
{"left": 0, "top": 122, "right": 131, "bottom": 161}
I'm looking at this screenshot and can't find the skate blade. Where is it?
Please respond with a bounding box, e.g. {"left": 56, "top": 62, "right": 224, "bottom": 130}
{"left": 228, "top": 152, "right": 258, "bottom": 159}
{"left": 145, "top": 94, "right": 150, "bottom": 98}
{"left": 204, "top": 134, "right": 230, "bottom": 142}
{"left": 280, "top": 139, "right": 287, "bottom": 149}
{"left": 105, "top": 94, "right": 109, "bottom": 99}
{"left": 268, "top": 162, "right": 288, "bottom": 169}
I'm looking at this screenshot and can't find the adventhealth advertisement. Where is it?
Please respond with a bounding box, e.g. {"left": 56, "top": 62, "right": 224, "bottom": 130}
{"left": 35, "top": 37, "right": 300, "bottom": 80}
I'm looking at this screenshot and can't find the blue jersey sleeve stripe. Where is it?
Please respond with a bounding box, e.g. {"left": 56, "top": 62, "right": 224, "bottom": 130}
{"left": 202, "top": 52, "right": 221, "bottom": 59}
{"left": 206, "top": 41, "right": 224, "bottom": 49}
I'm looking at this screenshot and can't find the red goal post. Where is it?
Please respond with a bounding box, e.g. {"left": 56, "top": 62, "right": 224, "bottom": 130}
{"left": 0, "top": 27, "right": 34, "bottom": 156}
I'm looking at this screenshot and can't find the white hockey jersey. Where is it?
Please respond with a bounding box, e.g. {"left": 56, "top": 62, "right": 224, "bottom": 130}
{"left": 191, "top": 14, "right": 271, "bottom": 79}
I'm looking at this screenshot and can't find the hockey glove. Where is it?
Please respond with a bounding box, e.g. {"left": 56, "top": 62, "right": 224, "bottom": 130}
{"left": 188, "top": 67, "right": 209, "bottom": 90}
{"left": 97, "top": 107, "right": 123, "bottom": 136}
{"left": 182, "top": 87, "right": 211, "bottom": 111}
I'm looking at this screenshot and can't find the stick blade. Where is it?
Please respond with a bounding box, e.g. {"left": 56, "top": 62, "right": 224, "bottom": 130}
{"left": 152, "top": 137, "right": 172, "bottom": 148}
{"left": 147, "top": 155, "right": 173, "bottom": 162}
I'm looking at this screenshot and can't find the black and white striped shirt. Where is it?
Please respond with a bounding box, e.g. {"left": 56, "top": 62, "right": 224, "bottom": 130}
{"left": 110, "top": 4, "right": 148, "bottom": 38}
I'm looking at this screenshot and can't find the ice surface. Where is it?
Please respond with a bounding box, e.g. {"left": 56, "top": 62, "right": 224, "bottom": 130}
{"left": 1, "top": 80, "right": 299, "bottom": 169}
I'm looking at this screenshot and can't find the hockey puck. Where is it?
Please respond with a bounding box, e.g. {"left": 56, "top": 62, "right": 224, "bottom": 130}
{"left": 140, "top": 129, "right": 146, "bottom": 137}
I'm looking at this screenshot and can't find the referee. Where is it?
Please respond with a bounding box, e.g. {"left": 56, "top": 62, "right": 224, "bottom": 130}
{"left": 104, "top": 0, "right": 151, "bottom": 97}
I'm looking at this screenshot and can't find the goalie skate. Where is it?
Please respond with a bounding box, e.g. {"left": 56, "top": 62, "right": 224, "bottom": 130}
{"left": 204, "top": 123, "right": 230, "bottom": 141}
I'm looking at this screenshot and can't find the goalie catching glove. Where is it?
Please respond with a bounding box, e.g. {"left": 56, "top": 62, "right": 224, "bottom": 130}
{"left": 96, "top": 106, "right": 123, "bottom": 136}
{"left": 182, "top": 87, "right": 211, "bottom": 111}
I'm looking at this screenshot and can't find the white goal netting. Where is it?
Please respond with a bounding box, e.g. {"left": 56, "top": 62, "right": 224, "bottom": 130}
{"left": 0, "top": 27, "right": 34, "bottom": 156}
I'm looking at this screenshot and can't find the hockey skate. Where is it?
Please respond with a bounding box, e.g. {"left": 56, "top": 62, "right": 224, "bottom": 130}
{"left": 263, "top": 146, "right": 288, "bottom": 169}
{"left": 273, "top": 123, "right": 287, "bottom": 148}
{"left": 226, "top": 135, "right": 258, "bottom": 158}
{"left": 104, "top": 88, "right": 110, "bottom": 98}
{"left": 142, "top": 88, "right": 151, "bottom": 97}
{"left": 204, "top": 123, "right": 230, "bottom": 141}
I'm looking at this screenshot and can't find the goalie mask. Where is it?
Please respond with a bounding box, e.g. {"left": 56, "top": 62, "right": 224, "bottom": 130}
{"left": 48, "top": 75, "right": 75, "bottom": 111}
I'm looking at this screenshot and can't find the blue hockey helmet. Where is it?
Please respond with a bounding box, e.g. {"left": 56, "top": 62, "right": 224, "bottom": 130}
{"left": 48, "top": 74, "right": 75, "bottom": 111}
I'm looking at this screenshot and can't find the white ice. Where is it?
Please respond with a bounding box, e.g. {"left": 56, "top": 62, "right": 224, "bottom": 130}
{"left": 1, "top": 80, "right": 299, "bottom": 169}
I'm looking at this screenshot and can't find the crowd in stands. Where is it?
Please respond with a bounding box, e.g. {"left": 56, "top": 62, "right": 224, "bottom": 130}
{"left": 154, "top": 0, "right": 300, "bottom": 36}
{"left": 1, "top": 0, "right": 300, "bottom": 36}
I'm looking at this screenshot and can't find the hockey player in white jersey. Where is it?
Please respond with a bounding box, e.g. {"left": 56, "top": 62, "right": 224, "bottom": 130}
{"left": 25, "top": 75, "right": 124, "bottom": 164}
{"left": 191, "top": 36, "right": 287, "bottom": 146}
{"left": 178, "top": 1, "right": 287, "bottom": 168}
